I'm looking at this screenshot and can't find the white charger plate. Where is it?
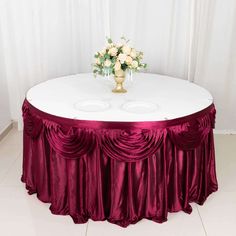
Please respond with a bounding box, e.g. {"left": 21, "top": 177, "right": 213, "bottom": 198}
{"left": 121, "top": 101, "right": 158, "bottom": 114}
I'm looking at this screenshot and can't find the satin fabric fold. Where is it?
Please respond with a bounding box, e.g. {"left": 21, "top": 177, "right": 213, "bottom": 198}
{"left": 21, "top": 99, "right": 218, "bottom": 227}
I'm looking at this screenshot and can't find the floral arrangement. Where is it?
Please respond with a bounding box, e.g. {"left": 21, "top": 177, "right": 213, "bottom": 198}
{"left": 93, "top": 37, "right": 147, "bottom": 77}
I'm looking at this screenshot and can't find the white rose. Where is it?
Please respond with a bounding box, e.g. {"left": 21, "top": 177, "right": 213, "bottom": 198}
{"left": 130, "top": 49, "right": 137, "bottom": 58}
{"left": 108, "top": 47, "right": 118, "bottom": 56}
{"left": 118, "top": 53, "right": 127, "bottom": 64}
{"left": 104, "top": 59, "right": 111, "bottom": 67}
{"left": 122, "top": 45, "right": 131, "bottom": 55}
{"left": 114, "top": 61, "right": 121, "bottom": 71}
{"left": 131, "top": 60, "right": 138, "bottom": 68}
{"left": 125, "top": 56, "right": 133, "bottom": 65}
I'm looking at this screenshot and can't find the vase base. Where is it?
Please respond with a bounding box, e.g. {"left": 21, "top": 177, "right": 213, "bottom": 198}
{"left": 112, "top": 88, "right": 127, "bottom": 93}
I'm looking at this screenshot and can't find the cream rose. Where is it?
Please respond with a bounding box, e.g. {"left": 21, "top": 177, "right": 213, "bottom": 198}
{"left": 95, "top": 58, "right": 101, "bottom": 65}
{"left": 100, "top": 48, "right": 106, "bottom": 56}
{"left": 125, "top": 56, "right": 133, "bottom": 65}
{"left": 131, "top": 60, "right": 138, "bottom": 68}
{"left": 108, "top": 47, "right": 118, "bottom": 56}
{"left": 122, "top": 45, "right": 131, "bottom": 55}
{"left": 114, "top": 61, "right": 121, "bottom": 71}
{"left": 104, "top": 59, "right": 111, "bottom": 67}
{"left": 107, "top": 43, "right": 114, "bottom": 49}
{"left": 130, "top": 49, "right": 137, "bottom": 58}
{"left": 118, "top": 53, "right": 127, "bottom": 64}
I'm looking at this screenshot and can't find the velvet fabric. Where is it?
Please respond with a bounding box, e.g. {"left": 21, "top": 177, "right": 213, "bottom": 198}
{"left": 21, "top": 99, "right": 218, "bottom": 227}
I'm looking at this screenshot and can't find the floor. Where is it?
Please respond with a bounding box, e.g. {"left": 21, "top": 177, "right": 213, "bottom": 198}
{"left": 0, "top": 128, "right": 235, "bottom": 236}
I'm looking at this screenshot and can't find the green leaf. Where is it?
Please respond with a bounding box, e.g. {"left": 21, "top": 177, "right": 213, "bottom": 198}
{"left": 104, "top": 54, "right": 110, "bottom": 59}
{"left": 107, "top": 37, "right": 113, "bottom": 44}
{"left": 121, "top": 64, "right": 127, "bottom": 71}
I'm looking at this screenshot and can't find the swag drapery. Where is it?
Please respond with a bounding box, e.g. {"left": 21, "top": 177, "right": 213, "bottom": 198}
{"left": 21, "top": 99, "right": 218, "bottom": 227}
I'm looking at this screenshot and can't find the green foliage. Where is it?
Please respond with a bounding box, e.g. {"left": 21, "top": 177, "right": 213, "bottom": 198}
{"left": 121, "top": 63, "right": 128, "bottom": 71}
{"left": 107, "top": 37, "right": 113, "bottom": 44}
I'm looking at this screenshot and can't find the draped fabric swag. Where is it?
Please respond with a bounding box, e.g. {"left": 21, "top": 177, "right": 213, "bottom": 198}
{"left": 22, "top": 100, "right": 218, "bottom": 227}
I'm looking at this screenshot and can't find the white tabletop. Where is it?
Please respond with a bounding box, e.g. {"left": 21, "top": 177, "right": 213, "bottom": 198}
{"left": 26, "top": 73, "right": 213, "bottom": 122}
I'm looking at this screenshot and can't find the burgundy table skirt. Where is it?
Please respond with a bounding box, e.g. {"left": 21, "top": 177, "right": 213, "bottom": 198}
{"left": 21, "top": 99, "right": 218, "bottom": 227}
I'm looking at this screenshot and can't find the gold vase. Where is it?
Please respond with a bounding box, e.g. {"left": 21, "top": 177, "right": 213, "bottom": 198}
{"left": 112, "top": 70, "right": 127, "bottom": 93}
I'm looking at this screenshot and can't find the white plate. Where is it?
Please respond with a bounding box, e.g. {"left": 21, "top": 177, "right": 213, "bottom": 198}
{"left": 121, "top": 101, "right": 158, "bottom": 114}
{"left": 74, "top": 100, "right": 110, "bottom": 112}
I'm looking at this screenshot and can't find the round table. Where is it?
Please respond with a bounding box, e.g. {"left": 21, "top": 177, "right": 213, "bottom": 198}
{"left": 26, "top": 73, "right": 213, "bottom": 121}
{"left": 22, "top": 73, "right": 218, "bottom": 227}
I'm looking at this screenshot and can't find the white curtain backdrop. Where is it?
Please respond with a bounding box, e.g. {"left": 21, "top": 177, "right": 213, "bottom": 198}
{"left": 0, "top": 0, "right": 109, "bottom": 128}
{"left": 0, "top": 17, "right": 11, "bottom": 132}
{"left": 190, "top": 0, "right": 236, "bottom": 132}
{"left": 110, "top": 0, "right": 192, "bottom": 79}
{"left": 0, "top": 0, "right": 235, "bottom": 131}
